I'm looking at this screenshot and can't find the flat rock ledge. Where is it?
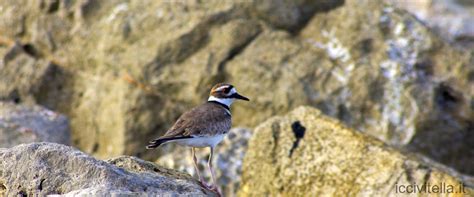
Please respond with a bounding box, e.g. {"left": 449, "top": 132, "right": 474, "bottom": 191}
{"left": 0, "top": 142, "right": 216, "bottom": 196}
{"left": 240, "top": 106, "right": 474, "bottom": 196}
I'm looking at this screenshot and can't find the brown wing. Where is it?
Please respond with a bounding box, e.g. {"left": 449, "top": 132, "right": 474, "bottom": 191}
{"left": 161, "top": 102, "right": 231, "bottom": 138}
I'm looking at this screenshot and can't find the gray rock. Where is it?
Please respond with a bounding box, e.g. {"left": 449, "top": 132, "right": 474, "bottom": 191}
{"left": 387, "top": 0, "right": 474, "bottom": 47}
{"left": 0, "top": 142, "right": 216, "bottom": 196}
{"left": 0, "top": 102, "right": 70, "bottom": 148}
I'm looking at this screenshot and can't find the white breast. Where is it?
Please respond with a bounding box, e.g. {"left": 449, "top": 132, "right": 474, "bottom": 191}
{"left": 175, "top": 134, "right": 226, "bottom": 148}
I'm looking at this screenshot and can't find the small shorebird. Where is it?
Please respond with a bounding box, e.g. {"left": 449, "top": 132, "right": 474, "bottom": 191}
{"left": 146, "top": 83, "right": 249, "bottom": 194}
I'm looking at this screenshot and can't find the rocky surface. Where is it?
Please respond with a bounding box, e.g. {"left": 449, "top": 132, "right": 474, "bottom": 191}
{"left": 301, "top": 0, "right": 474, "bottom": 175}
{"left": 387, "top": 0, "right": 474, "bottom": 47}
{"left": 227, "top": 0, "right": 474, "bottom": 175}
{"left": 239, "top": 106, "right": 474, "bottom": 196}
{"left": 0, "top": 41, "right": 68, "bottom": 106}
{"left": 0, "top": 102, "right": 70, "bottom": 148}
{"left": 0, "top": 0, "right": 472, "bottom": 179}
{"left": 156, "top": 128, "right": 252, "bottom": 196}
{"left": 0, "top": 143, "right": 216, "bottom": 196}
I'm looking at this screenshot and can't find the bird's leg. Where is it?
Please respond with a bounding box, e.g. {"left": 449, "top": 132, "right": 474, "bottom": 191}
{"left": 208, "top": 147, "right": 221, "bottom": 194}
{"left": 192, "top": 148, "right": 206, "bottom": 185}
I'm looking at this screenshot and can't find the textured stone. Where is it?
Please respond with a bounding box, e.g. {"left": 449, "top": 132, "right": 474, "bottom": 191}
{"left": 156, "top": 128, "right": 252, "bottom": 197}
{"left": 387, "top": 0, "right": 474, "bottom": 47}
{"left": 249, "top": 0, "right": 343, "bottom": 31}
{"left": 0, "top": 143, "right": 216, "bottom": 196}
{"left": 226, "top": 0, "right": 474, "bottom": 175}
{"left": 0, "top": 102, "right": 70, "bottom": 148}
{"left": 0, "top": 42, "right": 67, "bottom": 106}
{"left": 239, "top": 106, "right": 474, "bottom": 196}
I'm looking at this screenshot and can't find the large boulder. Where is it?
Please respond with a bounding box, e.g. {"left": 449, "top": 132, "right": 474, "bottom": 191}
{"left": 0, "top": 102, "right": 70, "bottom": 148}
{"left": 239, "top": 106, "right": 474, "bottom": 196}
{"left": 0, "top": 142, "right": 216, "bottom": 196}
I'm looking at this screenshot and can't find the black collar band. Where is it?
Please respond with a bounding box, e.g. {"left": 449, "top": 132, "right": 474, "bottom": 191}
{"left": 208, "top": 100, "right": 230, "bottom": 111}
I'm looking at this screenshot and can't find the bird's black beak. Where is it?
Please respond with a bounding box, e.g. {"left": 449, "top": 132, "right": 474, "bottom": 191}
{"left": 232, "top": 93, "right": 250, "bottom": 101}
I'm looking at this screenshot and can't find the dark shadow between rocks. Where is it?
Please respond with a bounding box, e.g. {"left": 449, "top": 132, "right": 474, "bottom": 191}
{"left": 408, "top": 82, "right": 474, "bottom": 175}
{"left": 290, "top": 0, "right": 345, "bottom": 35}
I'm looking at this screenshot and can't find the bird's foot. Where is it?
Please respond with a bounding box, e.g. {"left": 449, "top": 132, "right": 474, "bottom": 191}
{"left": 198, "top": 180, "right": 211, "bottom": 189}
{"left": 207, "top": 184, "right": 221, "bottom": 196}
{"left": 199, "top": 181, "right": 221, "bottom": 196}
{"left": 210, "top": 186, "right": 221, "bottom": 196}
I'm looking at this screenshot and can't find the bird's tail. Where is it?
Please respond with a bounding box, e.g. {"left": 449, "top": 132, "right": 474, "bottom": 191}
{"left": 146, "top": 136, "right": 192, "bottom": 149}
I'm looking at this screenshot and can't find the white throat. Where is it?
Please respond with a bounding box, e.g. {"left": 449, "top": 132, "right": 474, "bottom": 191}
{"left": 208, "top": 96, "right": 234, "bottom": 107}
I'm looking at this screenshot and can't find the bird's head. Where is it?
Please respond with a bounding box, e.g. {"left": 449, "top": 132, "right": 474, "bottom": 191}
{"left": 208, "top": 83, "right": 249, "bottom": 107}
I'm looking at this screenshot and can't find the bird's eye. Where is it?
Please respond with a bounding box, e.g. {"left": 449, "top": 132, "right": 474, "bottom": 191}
{"left": 223, "top": 88, "right": 230, "bottom": 93}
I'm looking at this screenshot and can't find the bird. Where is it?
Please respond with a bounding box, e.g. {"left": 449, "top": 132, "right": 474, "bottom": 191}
{"left": 146, "top": 83, "right": 249, "bottom": 194}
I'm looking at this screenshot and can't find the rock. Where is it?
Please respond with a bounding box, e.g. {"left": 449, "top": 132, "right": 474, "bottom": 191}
{"left": 0, "top": 42, "right": 67, "bottom": 106}
{"left": 0, "top": 102, "right": 70, "bottom": 148}
{"left": 387, "top": 0, "right": 474, "bottom": 47}
{"left": 0, "top": 142, "right": 216, "bottom": 196}
{"left": 226, "top": 0, "right": 474, "bottom": 175}
{"left": 239, "top": 106, "right": 474, "bottom": 196}
{"left": 156, "top": 128, "right": 252, "bottom": 196}
{"left": 249, "top": 0, "right": 344, "bottom": 31}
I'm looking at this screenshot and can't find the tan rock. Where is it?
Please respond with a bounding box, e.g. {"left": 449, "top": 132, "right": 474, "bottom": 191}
{"left": 227, "top": 0, "right": 474, "bottom": 175}
{"left": 0, "top": 43, "right": 66, "bottom": 106}
{"left": 239, "top": 106, "right": 473, "bottom": 196}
